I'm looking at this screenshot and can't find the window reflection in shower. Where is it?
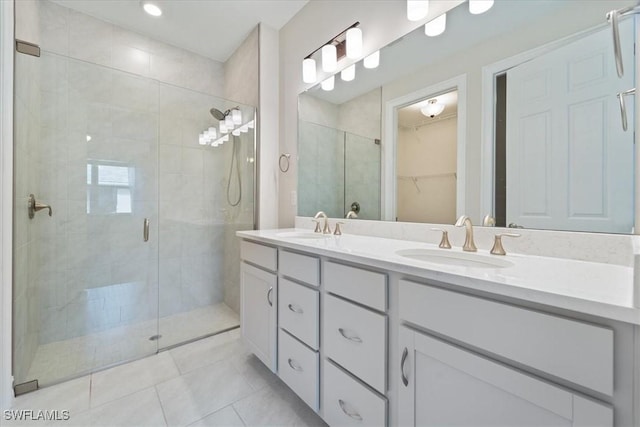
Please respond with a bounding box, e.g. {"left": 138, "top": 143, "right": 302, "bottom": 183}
{"left": 86, "top": 162, "right": 134, "bottom": 214}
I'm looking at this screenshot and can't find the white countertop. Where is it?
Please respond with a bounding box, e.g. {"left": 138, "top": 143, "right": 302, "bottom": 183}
{"left": 237, "top": 228, "right": 640, "bottom": 325}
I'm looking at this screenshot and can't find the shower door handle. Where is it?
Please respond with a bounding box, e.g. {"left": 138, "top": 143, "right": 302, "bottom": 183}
{"left": 143, "top": 218, "right": 150, "bottom": 242}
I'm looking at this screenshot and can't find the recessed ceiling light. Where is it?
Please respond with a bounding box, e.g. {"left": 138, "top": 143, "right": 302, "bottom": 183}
{"left": 142, "top": 1, "right": 162, "bottom": 17}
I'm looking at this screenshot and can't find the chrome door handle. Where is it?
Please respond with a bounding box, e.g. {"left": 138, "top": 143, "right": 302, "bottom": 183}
{"left": 287, "top": 358, "right": 303, "bottom": 372}
{"left": 608, "top": 9, "right": 625, "bottom": 78}
{"left": 267, "top": 287, "right": 273, "bottom": 306}
{"left": 143, "top": 218, "right": 150, "bottom": 242}
{"left": 288, "top": 304, "right": 303, "bottom": 314}
{"left": 28, "top": 194, "right": 52, "bottom": 219}
{"left": 338, "top": 328, "right": 363, "bottom": 344}
{"left": 338, "top": 399, "right": 363, "bottom": 421}
{"left": 617, "top": 88, "right": 635, "bottom": 131}
{"left": 401, "top": 347, "right": 409, "bottom": 387}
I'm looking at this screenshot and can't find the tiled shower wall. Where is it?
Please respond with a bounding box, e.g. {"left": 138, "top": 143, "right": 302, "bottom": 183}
{"left": 13, "top": 0, "right": 257, "bottom": 367}
{"left": 297, "top": 89, "right": 381, "bottom": 220}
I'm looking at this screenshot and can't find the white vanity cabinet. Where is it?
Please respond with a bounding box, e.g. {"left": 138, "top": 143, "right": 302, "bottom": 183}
{"left": 398, "top": 326, "right": 613, "bottom": 427}
{"left": 240, "top": 241, "right": 278, "bottom": 372}
{"left": 398, "top": 279, "right": 614, "bottom": 427}
{"left": 238, "top": 232, "right": 637, "bottom": 427}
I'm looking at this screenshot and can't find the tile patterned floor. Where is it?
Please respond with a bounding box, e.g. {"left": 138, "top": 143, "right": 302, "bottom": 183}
{"left": 26, "top": 303, "right": 240, "bottom": 386}
{"left": 6, "top": 329, "right": 327, "bottom": 427}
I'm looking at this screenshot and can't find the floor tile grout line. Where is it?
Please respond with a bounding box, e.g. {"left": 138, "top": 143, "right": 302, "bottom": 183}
{"left": 154, "top": 385, "right": 170, "bottom": 427}
{"left": 231, "top": 403, "right": 248, "bottom": 427}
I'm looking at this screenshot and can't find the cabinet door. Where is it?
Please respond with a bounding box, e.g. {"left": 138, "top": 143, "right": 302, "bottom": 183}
{"left": 398, "top": 326, "right": 612, "bottom": 427}
{"left": 241, "top": 262, "right": 277, "bottom": 372}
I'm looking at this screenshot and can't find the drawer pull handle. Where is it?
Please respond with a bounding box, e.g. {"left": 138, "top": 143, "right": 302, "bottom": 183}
{"left": 288, "top": 304, "right": 304, "bottom": 314}
{"left": 338, "top": 399, "right": 363, "bottom": 421}
{"left": 401, "top": 347, "right": 409, "bottom": 387}
{"left": 338, "top": 328, "right": 363, "bottom": 344}
{"left": 267, "top": 287, "right": 273, "bottom": 307}
{"left": 287, "top": 358, "right": 303, "bottom": 372}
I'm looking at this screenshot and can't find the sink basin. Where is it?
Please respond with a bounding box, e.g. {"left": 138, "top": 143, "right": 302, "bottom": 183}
{"left": 276, "top": 231, "right": 331, "bottom": 240}
{"left": 396, "top": 248, "right": 514, "bottom": 269}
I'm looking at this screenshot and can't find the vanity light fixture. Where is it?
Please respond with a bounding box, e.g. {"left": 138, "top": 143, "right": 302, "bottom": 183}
{"left": 302, "top": 57, "right": 317, "bottom": 83}
{"left": 321, "top": 75, "right": 335, "bottom": 91}
{"left": 425, "top": 13, "right": 446, "bottom": 37}
{"left": 421, "top": 99, "right": 445, "bottom": 118}
{"left": 301, "top": 22, "right": 361, "bottom": 83}
{"left": 321, "top": 44, "right": 337, "bottom": 72}
{"left": 224, "top": 114, "right": 235, "bottom": 130}
{"left": 141, "top": 1, "right": 162, "bottom": 17}
{"left": 204, "top": 120, "right": 254, "bottom": 147}
{"left": 341, "top": 64, "right": 356, "bottom": 81}
{"left": 407, "top": 0, "right": 429, "bottom": 21}
{"left": 469, "top": 0, "right": 494, "bottom": 15}
{"left": 346, "top": 27, "right": 363, "bottom": 59}
{"left": 219, "top": 122, "right": 228, "bottom": 134}
{"left": 363, "top": 50, "right": 380, "bottom": 69}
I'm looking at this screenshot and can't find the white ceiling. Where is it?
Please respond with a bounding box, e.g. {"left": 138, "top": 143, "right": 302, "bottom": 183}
{"left": 51, "top": 0, "right": 309, "bottom": 62}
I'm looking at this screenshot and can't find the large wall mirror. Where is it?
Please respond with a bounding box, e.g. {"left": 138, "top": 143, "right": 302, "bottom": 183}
{"left": 298, "top": 0, "right": 637, "bottom": 234}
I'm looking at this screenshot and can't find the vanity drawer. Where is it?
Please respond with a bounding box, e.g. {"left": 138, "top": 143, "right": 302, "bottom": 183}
{"left": 399, "top": 280, "right": 614, "bottom": 396}
{"left": 323, "top": 360, "right": 387, "bottom": 427}
{"left": 241, "top": 240, "right": 277, "bottom": 272}
{"left": 324, "top": 261, "right": 387, "bottom": 311}
{"left": 324, "top": 294, "right": 387, "bottom": 393}
{"left": 278, "top": 329, "right": 319, "bottom": 411}
{"left": 279, "top": 278, "right": 319, "bottom": 350}
{"left": 279, "top": 250, "right": 319, "bottom": 286}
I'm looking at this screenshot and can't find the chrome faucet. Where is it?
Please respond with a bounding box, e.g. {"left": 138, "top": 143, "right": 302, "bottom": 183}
{"left": 313, "top": 211, "right": 331, "bottom": 234}
{"left": 455, "top": 215, "right": 477, "bottom": 252}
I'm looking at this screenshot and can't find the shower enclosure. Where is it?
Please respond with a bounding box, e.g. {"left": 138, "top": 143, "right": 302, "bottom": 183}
{"left": 13, "top": 49, "right": 256, "bottom": 388}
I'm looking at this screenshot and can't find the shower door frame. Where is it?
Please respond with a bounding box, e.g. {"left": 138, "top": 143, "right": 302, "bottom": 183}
{"left": 0, "top": 0, "right": 14, "bottom": 408}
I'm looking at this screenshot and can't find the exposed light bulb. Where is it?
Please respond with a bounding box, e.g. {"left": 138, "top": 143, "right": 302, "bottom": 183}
{"left": 321, "top": 75, "right": 335, "bottom": 91}
{"left": 232, "top": 109, "right": 242, "bottom": 125}
{"left": 407, "top": 0, "right": 429, "bottom": 21}
{"left": 363, "top": 50, "right": 380, "bottom": 69}
{"left": 346, "top": 27, "right": 363, "bottom": 59}
{"left": 321, "top": 44, "right": 337, "bottom": 72}
{"left": 341, "top": 64, "right": 356, "bottom": 82}
{"left": 425, "top": 13, "right": 446, "bottom": 37}
{"left": 302, "top": 57, "right": 317, "bottom": 83}
{"left": 364, "top": 51, "right": 380, "bottom": 69}
{"left": 469, "top": 0, "right": 494, "bottom": 14}
{"left": 142, "top": 1, "right": 162, "bottom": 17}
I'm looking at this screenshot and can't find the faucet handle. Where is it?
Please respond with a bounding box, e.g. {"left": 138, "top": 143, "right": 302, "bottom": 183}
{"left": 482, "top": 214, "right": 496, "bottom": 227}
{"left": 312, "top": 219, "right": 322, "bottom": 233}
{"left": 490, "top": 233, "right": 521, "bottom": 256}
{"left": 431, "top": 228, "right": 451, "bottom": 249}
{"left": 334, "top": 222, "right": 345, "bottom": 236}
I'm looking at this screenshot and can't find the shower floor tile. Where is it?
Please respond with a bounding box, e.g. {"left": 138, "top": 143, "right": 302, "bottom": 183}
{"left": 25, "top": 303, "right": 239, "bottom": 386}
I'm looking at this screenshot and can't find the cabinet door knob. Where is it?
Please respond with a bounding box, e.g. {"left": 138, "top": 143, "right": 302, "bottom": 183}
{"left": 338, "top": 328, "right": 363, "bottom": 344}
{"left": 267, "top": 287, "right": 273, "bottom": 306}
{"left": 401, "top": 347, "right": 409, "bottom": 387}
{"left": 338, "top": 399, "right": 363, "bottom": 421}
{"left": 288, "top": 303, "right": 303, "bottom": 314}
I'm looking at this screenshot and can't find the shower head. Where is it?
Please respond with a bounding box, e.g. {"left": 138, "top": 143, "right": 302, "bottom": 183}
{"left": 210, "top": 108, "right": 227, "bottom": 121}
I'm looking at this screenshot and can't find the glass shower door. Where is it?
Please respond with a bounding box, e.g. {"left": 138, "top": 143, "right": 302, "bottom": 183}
{"left": 12, "top": 51, "right": 160, "bottom": 387}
